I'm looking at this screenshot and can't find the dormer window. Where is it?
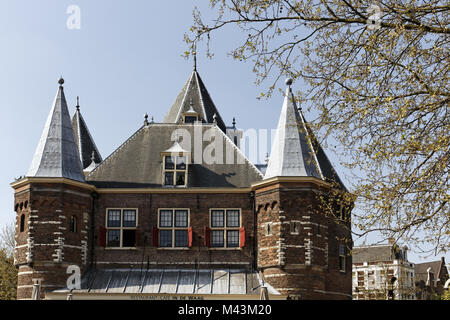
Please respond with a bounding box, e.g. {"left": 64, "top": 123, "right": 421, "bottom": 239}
{"left": 184, "top": 115, "right": 198, "bottom": 124}
{"left": 182, "top": 98, "right": 199, "bottom": 124}
{"left": 162, "top": 142, "right": 190, "bottom": 187}
{"left": 163, "top": 155, "right": 188, "bottom": 186}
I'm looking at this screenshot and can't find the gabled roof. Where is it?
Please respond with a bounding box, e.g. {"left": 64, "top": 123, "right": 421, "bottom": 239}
{"left": 352, "top": 245, "right": 395, "bottom": 264}
{"left": 264, "top": 79, "right": 346, "bottom": 190}
{"left": 415, "top": 258, "right": 448, "bottom": 283}
{"left": 86, "top": 123, "right": 263, "bottom": 188}
{"left": 162, "top": 70, "right": 227, "bottom": 132}
{"left": 27, "top": 79, "right": 85, "bottom": 182}
{"left": 72, "top": 99, "right": 103, "bottom": 169}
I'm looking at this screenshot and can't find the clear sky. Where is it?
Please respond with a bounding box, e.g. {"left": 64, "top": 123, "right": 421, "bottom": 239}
{"left": 0, "top": 0, "right": 447, "bottom": 264}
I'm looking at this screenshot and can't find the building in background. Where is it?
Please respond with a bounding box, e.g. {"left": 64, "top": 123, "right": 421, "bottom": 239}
{"left": 352, "top": 239, "right": 415, "bottom": 300}
{"left": 415, "top": 257, "right": 449, "bottom": 300}
{"left": 11, "top": 67, "right": 353, "bottom": 300}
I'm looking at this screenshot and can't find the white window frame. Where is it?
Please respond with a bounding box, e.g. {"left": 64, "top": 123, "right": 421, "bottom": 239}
{"left": 290, "top": 221, "right": 300, "bottom": 235}
{"left": 157, "top": 208, "right": 190, "bottom": 248}
{"left": 162, "top": 154, "right": 189, "bottom": 187}
{"left": 105, "top": 208, "right": 138, "bottom": 248}
{"left": 209, "top": 208, "right": 242, "bottom": 249}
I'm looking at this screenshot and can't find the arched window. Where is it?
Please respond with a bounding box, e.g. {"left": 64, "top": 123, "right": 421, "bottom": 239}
{"left": 70, "top": 216, "right": 77, "bottom": 233}
{"left": 20, "top": 214, "right": 25, "bottom": 232}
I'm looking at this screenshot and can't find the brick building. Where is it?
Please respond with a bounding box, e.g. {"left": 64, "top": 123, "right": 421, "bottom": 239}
{"left": 352, "top": 239, "right": 416, "bottom": 300}
{"left": 11, "top": 69, "right": 352, "bottom": 300}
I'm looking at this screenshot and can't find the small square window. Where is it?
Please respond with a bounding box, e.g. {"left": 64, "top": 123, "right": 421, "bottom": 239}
{"left": 227, "top": 230, "right": 239, "bottom": 247}
{"left": 165, "top": 172, "right": 174, "bottom": 185}
{"left": 107, "top": 210, "right": 121, "bottom": 227}
{"left": 107, "top": 230, "right": 120, "bottom": 247}
{"left": 165, "top": 156, "right": 175, "bottom": 169}
{"left": 176, "top": 156, "right": 186, "bottom": 169}
{"left": 123, "top": 210, "right": 136, "bottom": 227}
{"left": 159, "top": 210, "right": 173, "bottom": 227}
{"left": 176, "top": 172, "right": 185, "bottom": 186}
{"left": 211, "top": 230, "right": 224, "bottom": 247}
{"left": 175, "top": 230, "right": 188, "bottom": 247}
{"left": 160, "top": 230, "right": 172, "bottom": 247}
{"left": 226, "top": 210, "right": 240, "bottom": 227}
{"left": 122, "top": 229, "right": 136, "bottom": 247}
{"left": 211, "top": 210, "right": 224, "bottom": 228}
{"left": 184, "top": 116, "right": 197, "bottom": 124}
{"left": 175, "top": 210, "right": 188, "bottom": 227}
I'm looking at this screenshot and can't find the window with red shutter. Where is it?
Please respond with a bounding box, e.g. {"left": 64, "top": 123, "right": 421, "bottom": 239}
{"left": 239, "top": 227, "right": 245, "bottom": 248}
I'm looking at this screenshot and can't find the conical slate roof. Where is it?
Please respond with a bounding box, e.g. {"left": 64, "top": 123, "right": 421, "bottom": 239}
{"left": 162, "top": 70, "right": 227, "bottom": 132}
{"left": 264, "top": 79, "right": 346, "bottom": 190}
{"left": 72, "top": 98, "right": 103, "bottom": 169}
{"left": 27, "top": 79, "right": 85, "bottom": 182}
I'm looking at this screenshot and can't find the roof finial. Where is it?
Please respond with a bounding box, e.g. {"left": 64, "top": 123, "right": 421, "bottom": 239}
{"left": 76, "top": 96, "right": 80, "bottom": 111}
{"left": 150, "top": 116, "right": 154, "bottom": 124}
{"left": 285, "top": 78, "right": 293, "bottom": 87}
{"left": 91, "top": 150, "right": 96, "bottom": 162}
{"left": 58, "top": 76, "right": 64, "bottom": 87}
{"left": 213, "top": 113, "right": 217, "bottom": 124}
{"left": 144, "top": 113, "right": 149, "bottom": 126}
{"left": 232, "top": 117, "right": 236, "bottom": 129}
{"left": 193, "top": 41, "right": 197, "bottom": 71}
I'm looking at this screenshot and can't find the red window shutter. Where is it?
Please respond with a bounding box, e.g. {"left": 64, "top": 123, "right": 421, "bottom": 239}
{"left": 204, "top": 226, "right": 210, "bottom": 247}
{"left": 98, "top": 226, "right": 106, "bottom": 247}
{"left": 152, "top": 226, "right": 159, "bottom": 247}
{"left": 188, "top": 227, "right": 193, "bottom": 248}
{"left": 239, "top": 227, "right": 245, "bottom": 248}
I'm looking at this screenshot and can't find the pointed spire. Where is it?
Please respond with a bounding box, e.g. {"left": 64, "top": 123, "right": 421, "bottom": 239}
{"left": 162, "top": 69, "right": 227, "bottom": 132}
{"left": 71, "top": 97, "right": 103, "bottom": 169}
{"left": 144, "top": 113, "right": 149, "bottom": 126}
{"left": 76, "top": 96, "right": 80, "bottom": 111}
{"left": 27, "top": 78, "right": 85, "bottom": 182}
{"left": 264, "top": 78, "right": 346, "bottom": 189}
{"left": 264, "top": 78, "right": 323, "bottom": 180}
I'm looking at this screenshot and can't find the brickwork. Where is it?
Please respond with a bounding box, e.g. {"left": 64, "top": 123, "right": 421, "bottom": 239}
{"left": 13, "top": 182, "right": 92, "bottom": 299}
{"left": 13, "top": 179, "right": 352, "bottom": 300}
{"left": 94, "top": 192, "right": 255, "bottom": 269}
{"left": 255, "top": 181, "right": 352, "bottom": 300}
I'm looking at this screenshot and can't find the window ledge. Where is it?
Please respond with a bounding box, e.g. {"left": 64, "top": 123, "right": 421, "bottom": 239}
{"left": 104, "top": 247, "right": 137, "bottom": 250}
{"left": 157, "top": 247, "right": 190, "bottom": 250}
{"left": 208, "top": 248, "right": 243, "bottom": 251}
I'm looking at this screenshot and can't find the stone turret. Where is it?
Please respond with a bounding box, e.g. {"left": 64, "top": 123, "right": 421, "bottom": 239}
{"left": 12, "top": 78, "right": 93, "bottom": 299}
{"left": 254, "top": 79, "right": 353, "bottom": 300}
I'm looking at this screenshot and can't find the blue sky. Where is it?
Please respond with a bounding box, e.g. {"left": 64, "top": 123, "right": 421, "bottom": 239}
{"left": 0, "top": 0, "right": 447, "bottom": 264}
